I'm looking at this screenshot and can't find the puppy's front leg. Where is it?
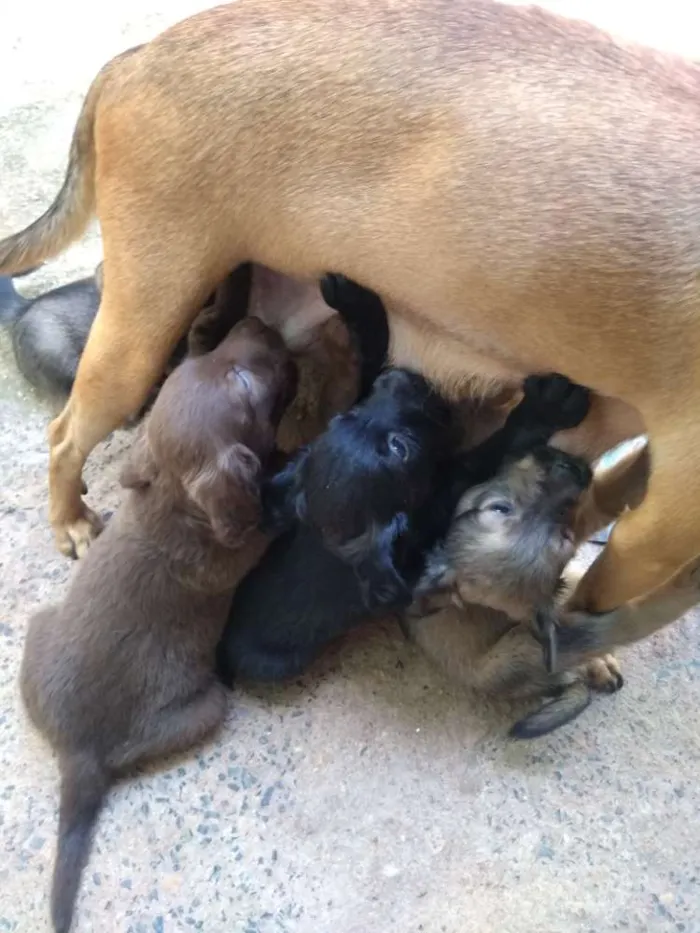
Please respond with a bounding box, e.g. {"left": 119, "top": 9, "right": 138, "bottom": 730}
{"left": 319, "top": 273, "right": 390, "bottom": 400}
{"left": 187, "top": 263, "right": 254, "bottom": 357}
{"left": 444, "top": 374, "right": 590, "bottom": 501}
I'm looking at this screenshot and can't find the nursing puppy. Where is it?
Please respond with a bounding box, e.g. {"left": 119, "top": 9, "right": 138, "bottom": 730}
{"left": 216, "top": 374, "right": 588, "bottom": 684}
{"left": 19, "top": 317, "right": 294, "bottom": 933}
{"left": 217, "top": 274, "right": 589, "bottom": 685}
{"left": 407, "top": 446, "right": 625, "bottom": 738}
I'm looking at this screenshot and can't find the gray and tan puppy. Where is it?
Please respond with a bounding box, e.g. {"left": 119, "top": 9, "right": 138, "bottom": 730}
{"left": 0, "top": 266, "right": 103, "bottom": 410}
{"left": 406, "top": 445, "right": 627, "bottom": 738}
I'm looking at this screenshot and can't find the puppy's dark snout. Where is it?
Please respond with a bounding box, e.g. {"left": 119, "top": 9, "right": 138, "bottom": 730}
{"left": 550, "top": 454, "right": 592, "bottom": 489}
{"left": 551, "top": 496, "right": 578, "bottom": 523}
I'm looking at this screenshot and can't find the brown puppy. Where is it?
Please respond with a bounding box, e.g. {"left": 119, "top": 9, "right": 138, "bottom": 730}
{"left": 19, "top": 317, "right": 294, "bottom": 933}
{"left": 189, "top": 265, "right": 360, "bottom": 450}
{"left": 2, "top": 0, "right": 699, "bottom": 646}
{"left": 407, "top": 445, "right": 632, "bottom": 737}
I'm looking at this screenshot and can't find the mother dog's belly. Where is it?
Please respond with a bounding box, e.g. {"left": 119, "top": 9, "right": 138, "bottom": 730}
{"left": 387, "top": 303, "right": 526, "bottom": 398}
{"left": 249, "top": 266, "right": 526, "bottom": 397}
{"left": 252, "top": 267, "right": 644, "bottom": 460}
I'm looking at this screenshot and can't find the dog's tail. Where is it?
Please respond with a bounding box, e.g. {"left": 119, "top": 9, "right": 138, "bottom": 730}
{"left": 509, "top": 682, "right": 591, "bottom": 739}
{"left": 0, "top": 277, "right": 29, "bottom": 326}
{"left": 51, "top": 752, "right": 110, "bottom": 933}
{"left": 0, "top": 46, "right": 141, "bottom": 276}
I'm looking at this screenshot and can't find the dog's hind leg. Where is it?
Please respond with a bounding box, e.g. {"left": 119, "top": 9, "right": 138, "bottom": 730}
{"left": 567, "top": 412, "right": 700, "bottom": 615}
{"left": 556, "top": 558, "right": 700, "bottom": 666}
{"left": 47, "top": 234, "right": 235, "bottom": 557}
{"left": 572, "top": 439, "right": 650, "bottom": 543}
{"left": 109, "top": 681, "right": 228, "bottom": 772}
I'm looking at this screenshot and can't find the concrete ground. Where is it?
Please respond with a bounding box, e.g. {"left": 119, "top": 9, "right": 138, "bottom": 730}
{"left": 1, "top": 2, "right": 700, "bottom": 931}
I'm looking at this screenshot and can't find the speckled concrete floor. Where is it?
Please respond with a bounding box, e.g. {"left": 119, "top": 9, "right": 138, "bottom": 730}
{"left": 1, "top": 3, "right": 700, "bottom": 932}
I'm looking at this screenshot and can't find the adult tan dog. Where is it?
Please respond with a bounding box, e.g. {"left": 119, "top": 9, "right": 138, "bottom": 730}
{"left": 0, "top": 0, "right": 697, "bottom": 649}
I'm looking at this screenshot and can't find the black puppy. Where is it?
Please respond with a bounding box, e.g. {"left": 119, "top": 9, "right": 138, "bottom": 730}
{"left": 216, "top": 278, "right": 591, "bottom": 684}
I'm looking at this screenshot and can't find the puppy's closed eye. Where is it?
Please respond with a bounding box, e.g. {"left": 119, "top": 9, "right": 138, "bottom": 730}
{"left": 486, "top": 501, "right": 513, "bottom": 516}
{"left": 228, "top": 366, "right": 252, "bottom": 393}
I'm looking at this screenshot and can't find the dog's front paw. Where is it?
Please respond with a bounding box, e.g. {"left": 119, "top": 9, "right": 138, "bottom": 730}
{"left": 52, "top": 505, "right": 104, "bottom": 559}
{"left": 581, "top": 655, "right": 624, "bottom": 693}
{"left": 522, "top": 374, "right": 591, "bottom": 432}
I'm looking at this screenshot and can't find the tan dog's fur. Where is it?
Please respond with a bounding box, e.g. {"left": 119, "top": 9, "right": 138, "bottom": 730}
{"left": 19, "top": 317, "right": 294, "bottom": 933}
{"left": 1, "top": 0, "right": 699, "bottom": 649}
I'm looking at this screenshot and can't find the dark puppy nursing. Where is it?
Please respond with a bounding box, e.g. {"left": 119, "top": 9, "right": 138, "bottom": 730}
{"left": 19, "top": 318, "right": 295, "bottom": 933}
{"left": 0, "top": 267, "right": 104, "bottom": 409}
{"left": 217, "top": 278, "right": 592, "bottom": 686}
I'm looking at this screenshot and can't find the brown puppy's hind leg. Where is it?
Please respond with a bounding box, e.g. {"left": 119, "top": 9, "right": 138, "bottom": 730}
{"left": 50, "top": 684, "right": 227, "bottom": 932}
{"left": 48, "top": 244, "right": 231, "bottom": 557}
{"left": 109, "top": 681, "right": 228, "bottom": 773}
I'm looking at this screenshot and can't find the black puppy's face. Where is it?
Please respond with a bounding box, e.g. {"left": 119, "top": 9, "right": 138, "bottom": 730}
{"left": 262, "top": 368, "right": 454, "bottom": 567}
{"left": 305, "top": 369, "right": 453, "bottom": 543}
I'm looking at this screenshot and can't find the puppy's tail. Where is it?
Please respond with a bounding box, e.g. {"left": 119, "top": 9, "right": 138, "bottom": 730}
{"left": 0, "top": 46, "right": 141, "bottom": 275}
{"left": 509, "top": 683, "right": 591, "bottom": 739}
{"left": 51, "top": 752, "right": 110, "bottom": 933}
{"left": 0, "top": 277, "right": 28, "bottom": 326}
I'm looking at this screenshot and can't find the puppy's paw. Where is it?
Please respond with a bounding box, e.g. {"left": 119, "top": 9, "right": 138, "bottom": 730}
{"left": 319, "top": 273, "right": 362, "bottom": 312}
{"left": 53, "top": 505, "right": 104, "bottom": 559}
{"left": 522, "top": 374, "right": 590, "bottom": 431}
{"left": 187, "top": 306, "right": 229, "bottom": 357}
{"left": 581, "top": 655, "right": 624, "bottom": 693}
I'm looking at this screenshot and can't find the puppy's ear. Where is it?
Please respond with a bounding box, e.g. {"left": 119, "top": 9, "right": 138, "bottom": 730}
{"left": 120, "top": 428, "right": 158, "bottom": 490}
{"left": 186, "top": 444, "right": 262, "bottom": 546}
{"left": 350, "top": 512, "right": 412, "bottom": 609}
{"left": 259, "top": 447, "right": 310, "bottom": 534}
